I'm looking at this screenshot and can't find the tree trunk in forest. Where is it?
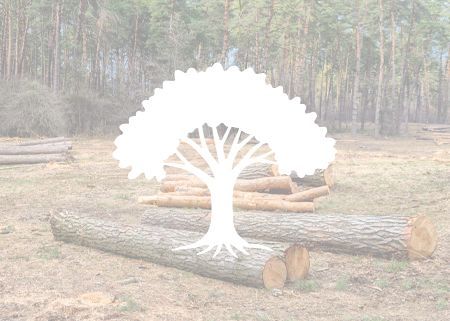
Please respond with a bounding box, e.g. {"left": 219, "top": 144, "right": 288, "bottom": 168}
{"left": 142, "top": 209, "right": 437, "bottom": 260}
{"left": 50, "top": 211, "right": 288, "bottom": 289}
{"left": 351, "top": 0, "right": 362, "bottom": 135}
{"left": 5, "top": 0, "right": 12, "bottom": 80}
{"left": 374, "top": 0, "right": 384, "bottom": 137}
{"left": 221, "top": 0, "right": 231, "bottom": 65}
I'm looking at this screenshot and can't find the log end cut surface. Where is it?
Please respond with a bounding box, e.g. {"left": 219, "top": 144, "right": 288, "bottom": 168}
{"left": 262, "top": 257, "right": 287, "bottom": 289}
{"left": 407, "top": 215, "right": 438, "bottom": 260}
{"left": 284, "top": 245, "right": 310, "bottom": 282}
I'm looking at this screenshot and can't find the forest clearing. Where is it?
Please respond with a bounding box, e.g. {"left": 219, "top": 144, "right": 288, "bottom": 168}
{"left": 0, "top": 131, "right": 448, "bottom": 321}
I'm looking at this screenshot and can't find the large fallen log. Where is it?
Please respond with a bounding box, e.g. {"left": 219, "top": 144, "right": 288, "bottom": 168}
{"left": 285, "top": 186, "right": 330, "bottom": 202}
{"left": 0, "top": 153, "right": 69, "bottom": 165}
{"left": 139, "top": 195, "right": 315, "bottom": 213}
{"left": 18, "top": 137, "right": 67, "bottom": 146}
{"left": 50, "top": 211, "right": 289, "bottom": 289}
{"left": 0, "top": 143, "right": 71, "bottom": 155}
{"left": 142, "top": 209, "right": 437, "bottom": 260}
{"left": 161, "top": 176, "right": 297, "bottom": 194}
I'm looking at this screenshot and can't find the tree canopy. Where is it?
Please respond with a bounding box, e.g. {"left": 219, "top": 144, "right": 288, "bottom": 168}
{"left": 0, "top": 0, "right": 448, "bottom": 136}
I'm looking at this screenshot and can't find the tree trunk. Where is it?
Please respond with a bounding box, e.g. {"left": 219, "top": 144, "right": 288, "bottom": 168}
{"left": 351, "top": 0, "right": 363, "bottom": 135}
{"left": 51, "top": 211, "right": 288, "bottom": 289}
{"left": 374, "top": 0, "right": 384, "bottom": 137}
{"left": 142, "top": 209, "right": 437, "bottom": 260}
{"left": 221, "top": 0, "right": 231, "bottom": 65}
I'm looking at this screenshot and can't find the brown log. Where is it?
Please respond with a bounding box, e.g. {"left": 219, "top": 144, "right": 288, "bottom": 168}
{"left": 0, "top": 143, "right": 71, "bottom": 155}
{"left": 285, "top": 186, "right": 330, "bottom": 202}
{"left": 0, "top": 153, "right": 69, "bottom": 165}
{"left": 142, "top": 209, "right": 438, "bottom": 260}
{"left": 139, "top": 195, "right": 314, "bottom": 213}
{"left": 18, "top": 137, "right": 67, "bottom": 146}
{"left": 50, "top": 211, "right": 287, "bottom": 289}
{"left": 166, "top": 186, "right": 328, "bottom": 203}
{"left": 291, "top": 165, "right": 334, "bottom": 189}
{"left": 161, "top": 176, "right": 296, "bottom": 194}
{"left": 285, "top": 245, "right": 310, "bottom": 281}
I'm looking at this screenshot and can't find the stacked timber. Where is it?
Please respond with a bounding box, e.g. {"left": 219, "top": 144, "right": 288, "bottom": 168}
{"left": 140, "top": 140, "right": 334, "bottom": 213}
{"left": 0, "top": 137, "right": 72, "bottom": 165}
{"left": 51, "top": 211, "right": 310, "bottom": 289}
{"left": 140, "top": 170, "right": 330, "bottom": 213}
{"left": 415, "top": 125, "right": 450, "bottom": 145}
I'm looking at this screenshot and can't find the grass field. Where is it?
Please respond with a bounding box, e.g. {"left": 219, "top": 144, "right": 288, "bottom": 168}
{"left": 0, "top": 134, "right": 449, "bottom": 321}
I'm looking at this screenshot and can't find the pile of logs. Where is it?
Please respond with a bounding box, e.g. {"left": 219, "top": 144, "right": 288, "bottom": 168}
{"left": 0, "top": 137, "right": 73, "bottom": 165}
{"left": 415, "top": 125, "right": 450, "bottom": 146}
{"left": 50, "top": 208, "right": 437, "bottom": 290}
{"left": 139, "top": 140, "right": 334, "bottom": 213}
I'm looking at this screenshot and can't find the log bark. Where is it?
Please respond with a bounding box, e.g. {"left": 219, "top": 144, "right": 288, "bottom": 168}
{"left": 51, "top": 211, "right": 287, "bottom": 289}
{"left": 139, "top": 195, "right": 314, "bottom": 213}
{"left": 291, "top": 165, "right": 334, "bottom": 188}
{"left": 18, "top": 137, "right": 67, "bottom": 146}
{"left": 285, "top": 186, "right": 329, "bottom": 202}
{"left": 142, "top": 208, "right": 437, "bottom": 260}
{"left": 0, "top": 153, "right": 69, "bottom": 165}
{"left": 0, "top": 143, "right": 70, "bottom": 155}
{"left": 161, "top": 176, "right": 296, "bottom": 194}
{"left": 164, "top": 163, "right": 279, "bottom": 181}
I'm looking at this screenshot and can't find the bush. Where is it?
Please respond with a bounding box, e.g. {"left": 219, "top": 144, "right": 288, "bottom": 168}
{"left": 0, "top": 80, "right": 67, "bottom": 137}
{"left": 64, "top": 92, "right": 137, "bottom": 136}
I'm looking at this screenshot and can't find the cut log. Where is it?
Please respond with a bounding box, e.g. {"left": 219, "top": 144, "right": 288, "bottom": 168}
{"left": 161, "top": 176, "right": 296, "bottom": 194}
{"left": 168, "top": 186, "right": 327, "bottom": 203}
{"left": 142, "top": 209, "right": 437, "bottom": 260}
{"left": 285, "top": 245, "right": 310, "bottom": 281}
{"left": 0, "top": 153, "right": 69, "bottom": 165}
{"left": 285, "top": 186, "right": 330, "bottom": 202}
{"left": 18, "top": 137, "right": 67, "bottom": 146}
{"left": 291, "top": 165, "right": 334, "bottom": 189}
{"left": 0, "top": 143, "right": 71, "bottom": 155}
{"left": 50, "top": 211, "right": 287, "bottom": 289}
{"left": 139, "top": 195, "right": 314, "bottom": 213}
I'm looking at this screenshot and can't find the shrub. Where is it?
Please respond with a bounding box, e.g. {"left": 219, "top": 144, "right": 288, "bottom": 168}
{"left": 64, "top": 92, "right": 137, "bottom": 136}
{"left": 0, "top": 80, "right": 67, "bottom": 137}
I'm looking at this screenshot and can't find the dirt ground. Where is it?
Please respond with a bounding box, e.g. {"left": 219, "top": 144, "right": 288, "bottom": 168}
{"left": 0, "top": 133, "right": 449, "bottom": 321}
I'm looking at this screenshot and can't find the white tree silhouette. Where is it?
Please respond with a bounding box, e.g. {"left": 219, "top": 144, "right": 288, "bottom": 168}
{"left": 113, "top": 63, "right": 336, "bottom": 257}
